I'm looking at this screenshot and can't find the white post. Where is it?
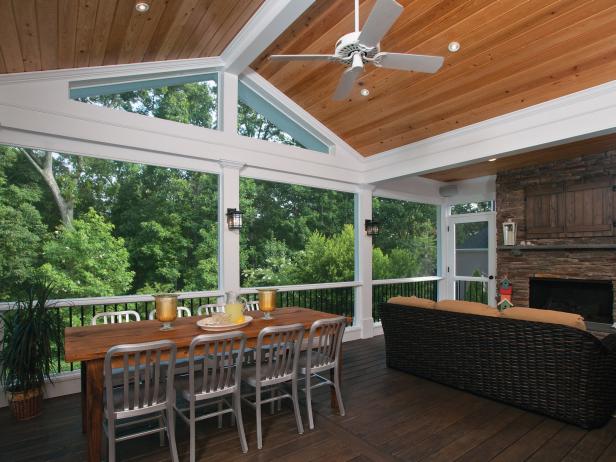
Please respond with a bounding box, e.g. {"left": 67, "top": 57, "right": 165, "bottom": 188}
{"left": 219, "top": 160, "right": 244, "bottom": 297}
{"left": 437, "top": 203, "right": 449, "bottom": 300}
{"left": 219, "top": 72, "right": 238, "bottom": 134}
{"left": 355, "top": 185, "right": 374, "bottom": 338}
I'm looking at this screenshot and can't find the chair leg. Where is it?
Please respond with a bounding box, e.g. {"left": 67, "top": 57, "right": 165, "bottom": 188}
{"left": 270, "top": 388, "right": 275, "bottom": 415}
{"left": 305, "top": 374, "right": 315, "bottom": 430}
{"left": 158, "top": 414, "right": 165, "bottom": 446}
{"left": 334, "top": 365, "right": 345, "bottom": 417}
{"left": 189, "top": 402, "right": 196, "bottom": 462}
{"left": 256, "top": 388, "right": 263, "bottom": 449}
{"left": 291, "top": 378, "right": 304, "bottom": 435}
{"left": 166, "top": 407, "right": 179, "bottom": 462}
{"left": 217, "top": 401, "right": 223, "bottom": 428}
{"left": 107, "top": 418, "right": 116, "bottom": 462}
{"left": 233, "top": 392, "right": 248, "bottom": 453}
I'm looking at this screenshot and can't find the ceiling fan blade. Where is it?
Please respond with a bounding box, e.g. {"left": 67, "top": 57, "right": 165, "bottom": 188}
{"left": 269, "top": 54, "right": 336, "bottom": 62}
{"left": 374, "top": 52, "right": 444, "bottom": 73}
{"left": 358, "top": 0, "right": 404, "bottom": 49}
{"left": 333, "top": 65, "right": 363, "bottom": 101}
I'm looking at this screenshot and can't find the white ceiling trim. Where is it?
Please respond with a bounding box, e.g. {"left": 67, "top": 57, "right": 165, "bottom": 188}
{"left": 222, "top": 0, "right": 315, "bottom": 75}
{"left": 361, "top": 79, "right": 616, "bottom": 183}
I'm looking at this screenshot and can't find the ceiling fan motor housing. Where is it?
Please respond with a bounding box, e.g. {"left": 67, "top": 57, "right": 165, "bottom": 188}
{"left": 335, "top": 32, "right": 379, "bottom": 66}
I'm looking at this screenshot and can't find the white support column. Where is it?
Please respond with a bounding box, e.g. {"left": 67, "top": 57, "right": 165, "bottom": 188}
{"left": 437, "top": 203, "right": 449, "bottom": 300}
{"left": 219, "top": 160, "right": 244, "bottom": 297}
{"left": 355, "top": 185, "right": 375, "bottom": 338}
{"left": 220, "top": 72, "right": 239, "bottom": 134}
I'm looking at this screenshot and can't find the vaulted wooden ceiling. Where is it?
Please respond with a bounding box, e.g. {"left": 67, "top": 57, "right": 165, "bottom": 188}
{"left": 252, "top": 0, "right": 616, "bottom": 156}
{"left": 0, "top": 0, "right": 263, "bottom": 74}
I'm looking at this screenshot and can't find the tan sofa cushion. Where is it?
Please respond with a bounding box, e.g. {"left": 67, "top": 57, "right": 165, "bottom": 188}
{"left": 502, "top": 307, "right": 586, "bottom": 331}
{"left": 435, "top": 299, "right": 500, "bottom": 317}
{"left": 388, "top": 296, "right": 436, "bottom": 309}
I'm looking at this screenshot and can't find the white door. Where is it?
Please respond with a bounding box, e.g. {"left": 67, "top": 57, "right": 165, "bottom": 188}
{"left": 446, "top": 212, "right": 497, "bottom": 306}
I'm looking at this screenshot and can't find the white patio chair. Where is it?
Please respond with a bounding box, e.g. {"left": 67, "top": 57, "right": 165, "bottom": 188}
{"left": 197, "top": 303, "right": 225, "bottom": 316}
{"left": 174, "top": 331, "right": 248, "bottom": 460}
{"left": 148, "top": 306, "right": 192, "bottom": 320}
{"left": 241, "top": 323, "right": 305, "bottom": 449}
{"left": 103, "top": 340, "right": 179, "bottom": 462}
{"left": 299, "top": 317, "right": 346, "bottom": 430}
{"left": 92, "top": 310, "right": 141, "bottom": 325}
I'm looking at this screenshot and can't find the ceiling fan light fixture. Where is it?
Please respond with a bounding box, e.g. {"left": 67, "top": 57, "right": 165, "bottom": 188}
{"left": 135, "top": 2, "right": 150, "bottom": 13}
{"left": 448, "top": 41, "right": 461, "bottom": 53}
{"left": 360, "top": 88, "right": 370, "bottom": 96}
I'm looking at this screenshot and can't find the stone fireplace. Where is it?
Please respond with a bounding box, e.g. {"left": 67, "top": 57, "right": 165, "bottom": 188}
{"left": 497, "top": 150, "right": 616, "bottom": 324}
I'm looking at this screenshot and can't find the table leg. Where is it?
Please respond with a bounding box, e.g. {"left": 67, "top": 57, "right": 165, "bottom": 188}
{"left": 330, "top": 342, "right": 343, "bottom": 413}
{"left": 86, "top": 359, "right": 104, "bottom": 462}
{"left": 81, "top": 362, "right": 87, "bottom": 434}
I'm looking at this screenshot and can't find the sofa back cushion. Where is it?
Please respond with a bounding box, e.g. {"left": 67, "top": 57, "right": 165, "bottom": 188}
{"left": 435, "top": 299, "right": 499, "bottom": 317}
{"left": 388, "top": 296, "right": 436, "bottom": 309}
{"left": 502, "top": 307, "right": 586, "bottom": 331}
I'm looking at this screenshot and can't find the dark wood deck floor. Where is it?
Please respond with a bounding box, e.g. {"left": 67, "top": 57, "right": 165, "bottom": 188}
{"left": 2, "top": 336, "right": 616, "bottom": 461}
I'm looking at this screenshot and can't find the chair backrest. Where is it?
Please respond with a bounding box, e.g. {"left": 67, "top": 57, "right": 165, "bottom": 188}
{"left": 92, "top": 310, "right": 141, "bottom": 325}
{"left": 256, "top": 324, "right": 305, "bottom": 384}
{"left": 148, "top": 306, "right": 191, "bottom": 320}
{"left": 306, "top": 317, "right": 346, "bottom": 370}
{"left": 187, "top": 331, "right": 246, "bottom": 398}
{"left": 245, "top": 301, "right": 260, "bottom": 311}
{"left": 104, "top": 340, "right": 176, "bottom": 418}
{"left": 197, "top": 303, "right": 225, "bottom": 316}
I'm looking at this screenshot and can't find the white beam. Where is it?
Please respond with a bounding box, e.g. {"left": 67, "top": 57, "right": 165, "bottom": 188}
{"left": 220, "top": 72, "right": 238, "bottom": 133}
{"left": 219, "top": 161, "right": 244, "bottom": 296}
{"left": 355, "top": 185, "right": 374, "bottom": 338}
{"left": 222, "top": 0, "right": 315, "bottom": 75}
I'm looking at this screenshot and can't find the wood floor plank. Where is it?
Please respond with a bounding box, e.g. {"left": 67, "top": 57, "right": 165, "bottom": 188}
{"left": 2, "top": 335, "right": 616, "bottom": 462}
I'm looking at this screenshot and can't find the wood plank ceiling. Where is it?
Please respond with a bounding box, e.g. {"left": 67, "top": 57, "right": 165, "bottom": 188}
{"left": 423, "top": 132, "right": 616, "bottom": 182}
{"left": 252, "top": 0, "right": 616, "bottom": 157}
{"left": 0, "top": 0, "right": 263, "bottom": 74}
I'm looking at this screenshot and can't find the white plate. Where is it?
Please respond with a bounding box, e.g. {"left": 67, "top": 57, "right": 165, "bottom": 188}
{"left": 196, "top": 315, "right": 253, "bottom": 332}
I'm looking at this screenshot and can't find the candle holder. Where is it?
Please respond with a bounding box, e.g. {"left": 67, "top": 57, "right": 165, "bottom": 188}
{"left": 154, "top": 293, "right": 178, "bottom": 331}
{"left": 258, "top": 289, "right": 277, "bottom": 320}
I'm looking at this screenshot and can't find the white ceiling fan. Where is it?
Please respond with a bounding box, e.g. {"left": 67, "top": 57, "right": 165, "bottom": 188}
{"left": 269, "top": 0, "right": 445, "bottom": 100}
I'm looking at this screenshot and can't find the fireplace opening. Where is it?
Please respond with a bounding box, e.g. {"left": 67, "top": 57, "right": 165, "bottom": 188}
{"left": 529, "top": 278, "right": 613, "bottom": 324}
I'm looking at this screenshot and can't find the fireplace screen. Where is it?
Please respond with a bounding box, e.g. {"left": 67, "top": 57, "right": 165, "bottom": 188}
{"left": 529, "top": 278, "right": 613, "bottom": 324}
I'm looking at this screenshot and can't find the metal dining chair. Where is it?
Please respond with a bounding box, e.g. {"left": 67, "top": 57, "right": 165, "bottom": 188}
{"left": 241, "top": 324, "right": 305, "bottom": 449}
{"left": 92, "top": 310, "right": 141, "bottom": 325}
{"left": 197, "top": 303, "right": 225, "bottom": 316}
{"left": 148, "top": 306, "right": 192, "bottom": 320}
{"left": 299, "top": 317, "right": 346, "bottom": 430}
{"left": 174, "top": 332, "right": 248, "bottom": 460}
{"left": 103, "top": 340, "right": 179, "bottom": 462}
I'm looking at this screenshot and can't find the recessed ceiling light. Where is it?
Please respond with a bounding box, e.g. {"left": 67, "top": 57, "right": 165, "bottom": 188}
{"left": 135, "top": 2, "right": 150, "bottom": 13}
{"left": 360, "top": 88, "right": 370, "bottom": 97}
{"left": 488, "top": 158, "right": 497, "bottom": 162}
{"left": 448, "top": 41, "right": 461, "bottom": 53}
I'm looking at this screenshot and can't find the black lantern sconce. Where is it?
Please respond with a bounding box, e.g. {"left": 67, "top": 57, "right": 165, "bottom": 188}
{"left": 226, "top": 208, "right": 243, "bottom": 230}
{"left": 365, "top": 219, "right": 380, "bottom": 237}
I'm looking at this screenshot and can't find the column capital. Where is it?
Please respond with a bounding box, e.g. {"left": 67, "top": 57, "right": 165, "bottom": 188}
{"left": 356, "top": 183, "right": 376, "bottom": 193}
{"left": 219, "top": 160, "right": 245, "bottom": 170}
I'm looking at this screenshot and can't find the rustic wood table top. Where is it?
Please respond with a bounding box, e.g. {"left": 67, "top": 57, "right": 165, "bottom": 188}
{"left": 64, "top": 307, "right": 342, "bottom": 362}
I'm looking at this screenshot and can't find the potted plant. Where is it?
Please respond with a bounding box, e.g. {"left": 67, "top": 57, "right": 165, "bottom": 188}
{"left": 0, "top": 282, "right": 61, "bottom": 420}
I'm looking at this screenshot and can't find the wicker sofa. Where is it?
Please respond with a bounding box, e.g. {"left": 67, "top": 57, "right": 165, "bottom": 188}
{"left": 380, "top": 300, "right": 616, "bottom": 429}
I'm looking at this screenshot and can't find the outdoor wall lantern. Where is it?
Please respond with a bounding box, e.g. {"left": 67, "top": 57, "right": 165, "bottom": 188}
{"left": 226, "top": 208, "right": 243, "bottom": 230}
{"left": 365, "top": 219, "right": 380, "bottom": 237}
{"left": 502, "top": 219, "right": 517, "bottom": 246}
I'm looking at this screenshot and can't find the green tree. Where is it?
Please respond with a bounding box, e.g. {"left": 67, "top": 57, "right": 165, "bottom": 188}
{"left": 38, "top": 209, "right": 133, "bottom": 297}
{"left": 0, "top": 149, "right": 48, "bottom": 300}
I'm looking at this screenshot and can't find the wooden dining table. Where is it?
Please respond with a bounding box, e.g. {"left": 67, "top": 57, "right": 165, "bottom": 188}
{"left": 64, "top": 307, "right": 344, "bottom": 462}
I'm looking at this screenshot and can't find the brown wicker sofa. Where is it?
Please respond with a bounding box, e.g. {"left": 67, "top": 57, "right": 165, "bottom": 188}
{"left": 380, "top": 300, "right": 616, "bottom": 429}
